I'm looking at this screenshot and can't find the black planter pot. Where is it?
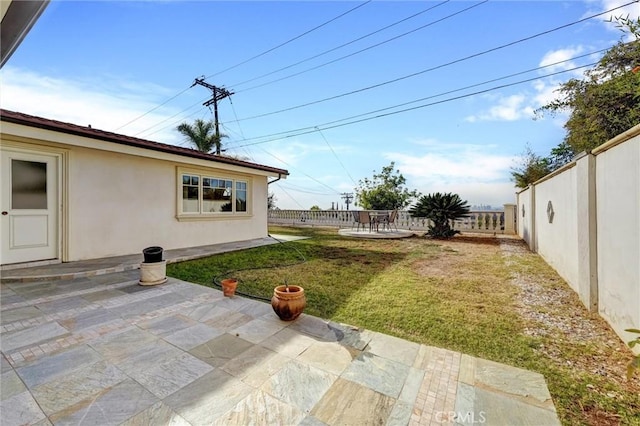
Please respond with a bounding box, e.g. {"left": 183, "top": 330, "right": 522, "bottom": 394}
{"left": 142, "top": 246, "right": 163, "bottom": 263}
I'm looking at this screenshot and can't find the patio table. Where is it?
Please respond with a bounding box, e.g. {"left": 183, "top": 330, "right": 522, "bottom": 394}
{"left": 369, "top": 211, "right": 389, "bottom": 232}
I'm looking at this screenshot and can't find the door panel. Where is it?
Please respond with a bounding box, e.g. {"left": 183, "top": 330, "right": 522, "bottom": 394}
{"left": 1, "top": 149, "right": 59, "bottom": 265}
{"left": 11, "top": 215, "right": 49, "bottom": 247}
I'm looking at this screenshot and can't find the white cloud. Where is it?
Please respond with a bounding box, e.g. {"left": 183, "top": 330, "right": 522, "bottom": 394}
{"left": 252, "top": 139, "right": 349, "bottom": 171}
{"left": 465, "top": 94, "right": 535, "bottom": 122}
{"left": 466, "top": 43, "right": 596, "bottom": 124}
{"left": 411, "top": 138, "right": 499, "bottom": 150}
{"left": 0, "top": 66, "right": 186, "bottom": 145}
{"left": 394, "top": 152, "right": 513, "bottom": 183}
{"left": 539, "top": 46, "right": 586, "bottom": 73}
{"left": 395, "top": 141, "right": 519, "bottom": 207}
{"left": 254, "top": 142, "right": 309, "bottom": 170}
{"left": 592, "top": 0, "right": 640, "bottom": 26}
{"left": 421, "top": 182, "right": 518, "bottom": 208}
{"left": 532, "top": 80, "right": 563, "bottom": 110}
{"left": 580, "top": 0, "right": 639, "bottom": 42}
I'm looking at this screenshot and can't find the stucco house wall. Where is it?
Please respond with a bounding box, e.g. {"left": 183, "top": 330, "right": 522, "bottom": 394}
{"left": 1, "top": 109, "right": 287, "bottom": 263}
{"left": 67, "top": 146, "right": 270, "bottom": 260}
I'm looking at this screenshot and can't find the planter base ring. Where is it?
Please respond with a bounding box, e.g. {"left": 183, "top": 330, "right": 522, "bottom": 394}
{"left": 138, "top": 277, "right": 168, "bottom": 286}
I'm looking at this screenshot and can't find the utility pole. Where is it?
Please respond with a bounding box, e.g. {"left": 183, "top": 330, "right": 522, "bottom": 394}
{"left": 341, "top": 192, "right": 354, "bottom": 210}
{"left": 192, "top": 77, "right": 234, "bottom": 154}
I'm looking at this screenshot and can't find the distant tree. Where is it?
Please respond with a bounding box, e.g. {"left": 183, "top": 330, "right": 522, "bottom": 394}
{"left": 409, "top": 192, "right": 471, "bottom": 239}
{"left": 546, "top": 141, "right": 576, "bottom": 171}
{"left": 309, "top": 205, "right": 321, "bottom": 211}
{"left": 223, "top": 153, "right": 252, "bottom": 161}
{"left": 512, "top": 140, "right": 577, "bottom": 188}
{"left": 535, "top": 16, "right": 640, "bottom": 152}
{"left": 268, "top": 192, "right": 277, "bottom": 210}
{"left": 510, "top": 145, "right": 552, "bottom": 189}
{"left": 176, "top": 119, "right": 227, "bottom": 154}
{"left": 355, "top": 162, "right": 420, "bottom": 210}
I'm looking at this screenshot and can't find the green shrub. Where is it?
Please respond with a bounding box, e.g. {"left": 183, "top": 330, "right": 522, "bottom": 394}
{"left": 409, "top": 192, "right": 471, "bottom": 239}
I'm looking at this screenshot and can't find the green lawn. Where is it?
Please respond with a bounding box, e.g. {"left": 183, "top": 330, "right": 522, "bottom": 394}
{"left": 167, "top": 226, "right": 640, "bottom": 425}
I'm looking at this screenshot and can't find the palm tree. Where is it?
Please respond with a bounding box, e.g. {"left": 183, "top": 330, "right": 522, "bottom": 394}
{"left": 176, "top": 119, "right": 227, "bottom": 154}
{"left": 409, "top": 192, "right": 471, "bottom": 239}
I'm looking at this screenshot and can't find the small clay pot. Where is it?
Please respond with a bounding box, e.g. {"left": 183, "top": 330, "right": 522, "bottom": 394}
{"left": 221, "top": 278, "right": 238, "bottom": 297}
{"left": 271, "top": 285, "right": 306, "bottom": 321}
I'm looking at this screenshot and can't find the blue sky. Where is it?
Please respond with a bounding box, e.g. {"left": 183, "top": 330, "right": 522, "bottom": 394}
{"left": 1, "top": 0, "right": 638, "bottom": 210}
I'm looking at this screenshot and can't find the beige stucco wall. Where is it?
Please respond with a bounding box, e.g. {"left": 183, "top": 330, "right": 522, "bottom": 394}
{"left": 1, "top": 0, "right": 13, "bottom": 19}
{"left": 515, "top": 125, "right": 640, "bottom": 349}
{"left": 595, "top": 133, "right": 640, "bottom": 347}
{"left": 534, "top": 166, "right": 580, "bottom": 291}
{"left": 516, "top": 187, "right": 533, "bottom": 248}
{"left": 67, "top": 146, "right": 269, "bottom": 260}
{"left": 1, "top": 123, "right": 276, "bottom": 262}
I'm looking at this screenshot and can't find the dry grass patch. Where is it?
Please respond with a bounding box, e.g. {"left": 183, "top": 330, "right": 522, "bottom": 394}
{"left": 500, "top": 238, "right": 640, "bottom": 425}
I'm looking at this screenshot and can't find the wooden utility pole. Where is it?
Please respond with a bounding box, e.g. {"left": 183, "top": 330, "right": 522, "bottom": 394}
{"left": 192, "top": 77, "right": 234, "bottom": 154}
{"left": 341, "top": 192, "right": 354, "bottom": 210}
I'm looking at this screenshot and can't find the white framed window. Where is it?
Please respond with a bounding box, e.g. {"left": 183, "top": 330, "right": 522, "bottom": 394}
{"left": 236, "top": 181, "right": 247, "bottom": 212}
{"left": 178, "top": 169, "right": 250, "bottom": 217}
{"left": 182, "top": 174, "right": 200, "bottom": 213}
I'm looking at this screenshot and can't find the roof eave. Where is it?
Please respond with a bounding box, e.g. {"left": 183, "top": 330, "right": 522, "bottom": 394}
{"left": 0, "top": 109, "right": 289, "bottom": 177}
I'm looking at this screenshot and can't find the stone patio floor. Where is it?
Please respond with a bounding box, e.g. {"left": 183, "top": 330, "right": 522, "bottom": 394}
{"left": 1, "top": 236, "right": 560, "bottom": 425}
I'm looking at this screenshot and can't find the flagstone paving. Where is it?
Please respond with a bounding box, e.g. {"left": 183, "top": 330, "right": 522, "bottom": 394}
{"left": 0, "top": 240, "right": 561, "bottom": 425}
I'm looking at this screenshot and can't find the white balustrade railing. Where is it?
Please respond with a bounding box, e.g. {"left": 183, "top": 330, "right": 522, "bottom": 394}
{"left": 268, "top": 208, "right": 515, "bottom": 234}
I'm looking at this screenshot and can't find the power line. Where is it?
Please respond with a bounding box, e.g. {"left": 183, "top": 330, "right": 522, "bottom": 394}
{"left": 230, "top": 0, "right": 450, "bottom": 88}
{"left": 204, "top": 1, "right": 372, "bottom": 80}
{"left": 136, "top": 103, "right": 206, "bottom": 138}
{"left": 115, "top": 85, "right": 194, "bottom": 131}
{"left": 115, "top": 1, "right": 448, "bottom": 136}
{"left": 235, "top": 1, "right": 488, "bottom": 94}
{"left": 278, "top": 183, "right": 337, "bottom": 196}
{"left": 219, "top": 123, "right": 255, "bottom": 161}
{"left": 227, "top": 97, "right": 255, "bottom": 160}
{"left": 192, "top": 78, "right": 234, "bottom": 154}
{"left": 226, "top": 0, "right": 633, "bottom": 126}
{"left": 233, "top": 63, "right": 596, "bottom": 149}
{"left": 128, "top": 0, "right": 634, "bottom": 143}
{"left": 316, "top": 126, "right": 358, "bottom": 186}
{"left": 274, "top": 184, "right": 306, "bottom": 209}
{"left": 140, "top": 46, "right": 604, "bottom": 145}
{"left": 171, "top": 108, "right": 211, "bottom": 149}
{"left": 225, "top": 47, "right": 606, "bottom": 145}
{"left": 257, "top": 147, "right": 342, "bottom": 195}
{"left": 228, "top": 98, "right": 246, "bottom": 140}
{"left": 218, "top": 123, "right": 253, "bottom": 160}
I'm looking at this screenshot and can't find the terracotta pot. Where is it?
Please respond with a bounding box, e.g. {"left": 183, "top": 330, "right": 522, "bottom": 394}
{"left": 221, "top": 278, "right": 238, "bottom": 297}
{"left": 271, "top": 285, "right": 306, "bottom": 321}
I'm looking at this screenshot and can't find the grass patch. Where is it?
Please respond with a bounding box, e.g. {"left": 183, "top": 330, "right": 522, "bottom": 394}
{"left": 167, "top": 226, "right": 640, "bottom": 425}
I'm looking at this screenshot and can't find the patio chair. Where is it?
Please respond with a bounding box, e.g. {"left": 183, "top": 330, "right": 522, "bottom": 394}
{"left": 384, "top": 209, "right": 398, "bottom": 231}
{"left": 357, "top": 210, "right": 372, "bottom": 232}
{"left": 351, "top": 210, "right": 360, "bottom": 229}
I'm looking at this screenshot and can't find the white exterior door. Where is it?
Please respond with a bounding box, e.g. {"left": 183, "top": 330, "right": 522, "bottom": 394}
{"left": 1, "top": 149, "right": 59, "bottom": 265}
